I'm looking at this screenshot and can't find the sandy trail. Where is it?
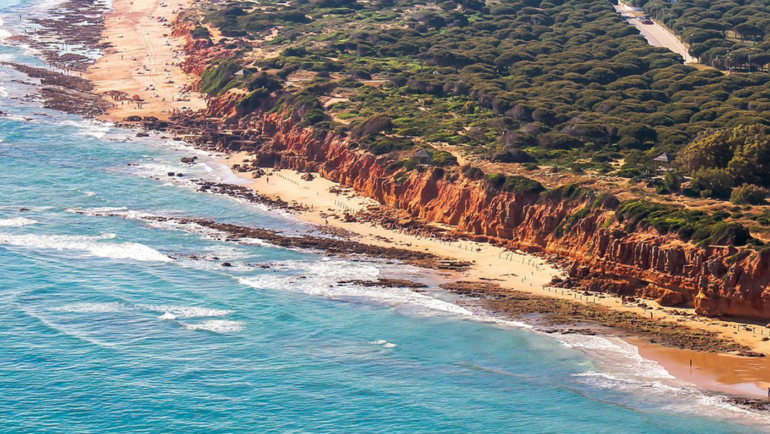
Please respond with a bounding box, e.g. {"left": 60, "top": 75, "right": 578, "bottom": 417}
{"left": 86, "top": 0, "right": 205, "bottom": 121}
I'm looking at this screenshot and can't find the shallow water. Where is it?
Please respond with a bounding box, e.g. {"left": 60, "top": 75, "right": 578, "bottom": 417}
{"left": 0, "top": 2, "right": 768, "bottom": 432}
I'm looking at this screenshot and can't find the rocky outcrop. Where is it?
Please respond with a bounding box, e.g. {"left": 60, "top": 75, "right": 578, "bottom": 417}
{"left": 208, "top": 111, "right": 770, "bottom": 320}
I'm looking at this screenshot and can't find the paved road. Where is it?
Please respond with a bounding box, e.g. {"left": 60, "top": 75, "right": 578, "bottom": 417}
{"left": 615, "top": 5, "right": 695, "bottom": 63}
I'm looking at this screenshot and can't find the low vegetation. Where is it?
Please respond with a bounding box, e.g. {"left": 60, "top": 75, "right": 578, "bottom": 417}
{"left": 194, "top": 0, "right": 770, "bottom": 173}
{"left": 186, "top": 0, "right": 770, "bottom": 247}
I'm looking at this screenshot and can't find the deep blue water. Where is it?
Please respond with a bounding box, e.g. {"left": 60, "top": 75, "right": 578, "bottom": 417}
{"left": 0, "top": 3, "right": 768, "bottom": 432}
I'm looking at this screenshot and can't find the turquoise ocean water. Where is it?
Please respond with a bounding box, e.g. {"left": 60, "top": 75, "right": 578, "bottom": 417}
{"left": 0, "top": 1, "right": 769, "bottom": 432}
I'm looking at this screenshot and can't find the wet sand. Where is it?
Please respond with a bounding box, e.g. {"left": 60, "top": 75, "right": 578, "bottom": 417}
{"left": 637, "top": 341, "right": 770, "bottom": 399}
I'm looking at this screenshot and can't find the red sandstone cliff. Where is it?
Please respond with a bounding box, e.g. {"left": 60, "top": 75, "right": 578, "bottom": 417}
{"left": 227, "top": 111, "right": 770, "bottom": 320}
{"left": 168, "top": 19, "right": 770, "bottom": 321}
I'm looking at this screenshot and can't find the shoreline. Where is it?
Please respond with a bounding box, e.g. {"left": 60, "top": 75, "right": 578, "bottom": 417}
{"left": 19, "top": 0, "right": 770, "bottom": 409}
{"left": 221, "top": 153, "right": 770, "bottom": 403}
{"left": 635, "top": 339, "right": 770, "bottom": 400}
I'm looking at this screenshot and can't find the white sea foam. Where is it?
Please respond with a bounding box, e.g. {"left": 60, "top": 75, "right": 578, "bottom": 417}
{"left": 52, "top": 303, "right": 231, "bottom": 320}
{"left": 138, "top": 304, "right": 232, "bottom": 319}
{"left": 366, "top": 339, "right": 399, "bottom": 349}
{"left": 183, "top": 319, "right": 244, "bottom": 333}
{"left": 555, "top": 333, "right": 770, "bottom": 426}
{"left": 558, "top": 334, "right": 673, "bottom": 381}
{"left": 51, "top": 302, "right": 129, "bottom": 313}
{"left": 158, "top": 312, "right": 177, "bottom": 320}
{"left": 238, "top": 259, "right": 474, "bottom": 317}
{"left": 0, "top": 217, "right": 38, "bottom": 227}
{"left": 57, "top": 119, "right": 111, "bottom": 138}
{"left": 0, "top": 232, "right": 172, "bottom": 262}
{"left": 29, "top": 0, "right": 70, "bottom": 13}
{"left": 68, "top": 207, "right": 232, "bottom": 242}
{"left": 572, "top": 370, "right": 769, "bottom": 424}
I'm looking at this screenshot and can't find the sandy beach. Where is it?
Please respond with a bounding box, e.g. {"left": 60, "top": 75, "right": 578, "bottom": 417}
{"left": 637, "top": 340, "right": 770, "bottom": 398}
{"left": 80, "top": 0, "right": 770, "bottom": 403}
{"left": 222, "top": 152, "right": 770, "bottom": 399}
{"left": 85, "top": 0, "right": 205, "bottom": 121}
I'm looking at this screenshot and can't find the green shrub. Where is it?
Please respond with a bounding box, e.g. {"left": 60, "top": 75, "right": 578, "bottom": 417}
{"left": 690, "top": 168, "right": 733, "bottom": 199}
{"left": 691, "top": 222, "right": 752, "bottom": 247}
{"left": 663, "top": 172, "right": 682, "bottom": 193}
{"left": 430, "top": 150, "right": 457, "bottom": 166}
{"left": 730, "top": 184, "right": 767, "bottom": 205}
{"left": 191, "top": 26, "right": 211, "bottom": 39}
{"left": 199, "top": 61, "right": 242, "bottom": 95}
{"left": 616, "top": 200, "right": 753, "bottom": 246}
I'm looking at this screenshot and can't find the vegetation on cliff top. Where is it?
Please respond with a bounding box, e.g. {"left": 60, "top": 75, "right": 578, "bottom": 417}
{"left": 186, "top": 0, "right": 770, "bottom": 247}
{"left": 194, "top": 0, "right": 770, "bottom": 175}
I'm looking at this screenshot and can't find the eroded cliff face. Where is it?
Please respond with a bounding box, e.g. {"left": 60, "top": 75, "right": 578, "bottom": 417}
{"left": 172, "top": 21, "right": 234, "bottom": 78}
{"left": 223, "top": 111, "right": 770, "bottom": 320}
{"left": 168, "top": 18, "right": 770, "bottom": 320}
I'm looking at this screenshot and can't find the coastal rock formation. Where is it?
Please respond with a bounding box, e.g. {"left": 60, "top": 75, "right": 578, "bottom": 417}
{"left": 192, "top": 111, "right": 770, "bottom": 320}
{"left": 164, "top": 19, "right": 770, "bottom": 321}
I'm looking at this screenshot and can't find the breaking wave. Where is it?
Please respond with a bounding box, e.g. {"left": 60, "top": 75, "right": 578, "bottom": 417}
{"left": 0, "top": 232, "right": 172, "bottom": 262}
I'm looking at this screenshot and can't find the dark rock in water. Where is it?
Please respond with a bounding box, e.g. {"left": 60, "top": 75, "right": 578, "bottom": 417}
{"left": 338, "top": 278, "right": 428, "bottom": 288}
{"left": 729, "top": 397, "right": 770, "bottom": 411}
{"left": 181, "top": 157, "right": 198, "bottom": 164}
{"left": 176, "top": 173, "right": 184, "bottom": 177}
{"left": 1, "top": 63, "right": 111, "bottom": 117}
{"left": 19, "top": 208, "right": 29, "bottom": 212}
{"left": 168, "top": 172, "right": 176, "bottom": 177}
{"left": 136, "top": 132, "right": 150, "bottom": 137}
{"left": 221, "top": 262, "right": 232, "bottom": 267}
{"left": 124, "top": 116, "right": 142, "bottom": 122}
{"left": 127, "top": 162, "right": 138, "bottom": 166}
